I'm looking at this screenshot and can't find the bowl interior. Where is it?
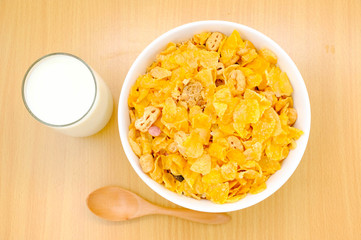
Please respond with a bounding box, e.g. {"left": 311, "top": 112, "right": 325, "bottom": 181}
{"left": 118, "top": 21, "right": 311, "bottom": 212}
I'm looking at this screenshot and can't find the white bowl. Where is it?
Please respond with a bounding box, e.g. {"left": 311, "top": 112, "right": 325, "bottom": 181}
{"left": 118, "top": 20, "right": 311, "bottom": 213}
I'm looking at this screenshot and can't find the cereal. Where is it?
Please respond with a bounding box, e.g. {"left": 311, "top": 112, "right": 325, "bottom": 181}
{"left": 128, "top": 30, "right": 303, "bottom": 204}
{"left": 227, "top": 136, "right": 244, "bottom": 151}
{"left": 180, "top": 80, "right": 205, "bottom": 108}
{"left": 216, "top": 62, "right": 225, "bottom": 76}
{"left": 221, "top": 30, "right": 243, "bottom": 66}
{"left": 149, "top": 66, "right": 172, "bottom": 79}
{"left": 135, "top": 106, "right": 161, "bottom": 132}
{"left": 206, "top": 32, "right": 223, "bottom": 51}
{"left": 287, "top": 108, "right": 298, "bottom": 126}
{"left": 193, "top": 32, "right": 211, "bottom": 45}
{"left": 129, "top": 137, "right": 142, "bottom": 157}
{"left": 148, "top": 125, "right": 161, "bottom": 136}
{"left": 190, "top": 153, "right": 212, "bottom": 175}
{"left": 182, "top": 131, "right": 204, "bottom": 158}
{"left": 229, "top": 69, "right": 246, "bottom": 95}
{"left": 259, "top": 48, "right": 278, "bottom": 64}
{"left": 139, "top": 154, "right": 154, "bottom": 173}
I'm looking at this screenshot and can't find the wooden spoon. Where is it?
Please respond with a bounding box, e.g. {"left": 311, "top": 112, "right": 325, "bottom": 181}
{"left": 86, "top": 186, "right": 231, "bottom": 224}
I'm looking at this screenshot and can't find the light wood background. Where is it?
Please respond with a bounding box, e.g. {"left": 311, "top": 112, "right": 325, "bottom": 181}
{"left": 1, "top": 0, "right": 360, "bottom": 239}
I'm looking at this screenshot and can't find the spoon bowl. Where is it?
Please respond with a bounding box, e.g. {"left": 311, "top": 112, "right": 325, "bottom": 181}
{"left": 87, "top": 186, "right": 231, "bottom": 224}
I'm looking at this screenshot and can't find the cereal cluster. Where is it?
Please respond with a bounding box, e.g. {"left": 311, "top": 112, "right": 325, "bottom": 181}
{"left": 128, "top": 30, "right": 303, "bottom": 204}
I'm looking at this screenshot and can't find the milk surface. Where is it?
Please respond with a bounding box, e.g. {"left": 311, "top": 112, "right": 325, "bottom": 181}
{"left": 24, "top": 55, "right": 96, "bottom": 125}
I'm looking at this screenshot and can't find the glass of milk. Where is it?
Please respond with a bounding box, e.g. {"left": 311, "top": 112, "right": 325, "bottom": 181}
{"left": 22, "top": 53, "right": 113, "bottom": 137}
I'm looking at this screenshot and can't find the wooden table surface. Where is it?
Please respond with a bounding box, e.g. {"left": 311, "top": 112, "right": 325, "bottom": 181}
{"left": 1, "top": 0, "right": 360, "bottom": 239}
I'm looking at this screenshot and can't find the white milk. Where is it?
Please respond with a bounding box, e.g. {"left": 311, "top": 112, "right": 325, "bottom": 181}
{"left": 23, "top": 53, "right": 113, "bottom": 137}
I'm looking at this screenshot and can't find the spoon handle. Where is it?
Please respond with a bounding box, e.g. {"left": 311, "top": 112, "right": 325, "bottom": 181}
{"left": 153, "top": 207, "right": 231, "bottom": 224}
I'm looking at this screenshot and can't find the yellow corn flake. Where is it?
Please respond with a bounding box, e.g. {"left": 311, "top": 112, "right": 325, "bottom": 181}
{"left": 246, "top": 56, "right": 270, "bottom": 74}
{"left": 249, "top": 175, "right": 267, "bottom": 194}
{"left": 134, "top": 88, "right": 149, "bottom": 104}
{"left": 194, "top": 68, "right": 215, "bottom": 94}
{"left": 272, "top": 133, "right": 290, "bottom": 146}
{"left": 183, "top": 165, "right": 200, "bottom": 188}
{"left": 161, "top": 97, "right": 188, "bottom": 132}
{"left": 242, "top": 169, "right": 259, "bottom": 179}
{"left": 128, "top": 30, "right": 303, "bottom": 204}
{"left": 279, "top": 72, "right": 293, "bottom": 96}
{"left": 129, "top": 137, "right": 142, "bottom": 157}
{"left": 258, "top": 48, "right": 277, "bottom": 64}
{"left": 221, "top": 162, "right": 238, "bottom": 181}
{"left": 174, "top": 131, "right": 187, "bottom": 155}
{"left": 252, "top": 117, "right": 275, "bottom": 142}
{"left": 244, "top": 89, "right": 272, "bottom": 116}
{"left": 160, "top": 42, "right": 177, "bottom": 55}
{"left": 208, "top": 182, "right": 229, "bottom": 204}
{"left": 139, "top": 132, "right": 152, "bottom": 154}
{"left": 161, "top": 97, "right": 177, "bottom": 122}
{"left": 167, "top": 153, "right": 186, "bottom": 168}
{"left": 198, "top": 50, "right": 220, "bottom": 69}
{"left": 267, "top": 108, "right": 283, "bottom": 136}
{"left": 193, "top": 32, "right": 211, "bottom": 45}
{"left": 228, "top": 180, "right": 239, "bottom": 189}
{"left": 221, "top": 30, "right": 244, "bottom": 65}
{"left": 128, "top": 127, "right": 138, "bottom": 140}
{"left": 239, "top": 160, "right": 258, "bottom": 170}
{"left": 203, "top": 103, "right": 217, "bottom": 124}
{"left": 149, "top": 156, "right": 163, "bottom": 183}
{"left": 226, "top": 194, "right": 247, "bottom": 203}
{"left": 181, "top": 181, "right": 195, "bottom": 197}
{"left": 162, "top": 155, "right": 172, "bottom": 170}
{"left": 214, "top": 87, "right": 233, "bottom": 104}
{"left": 192, "top": 174, "right": 205, "bottom": 195}
{"left": 194, "top": 128, "right": 211, "bottom": 145}
{"left": 182, "top": 131, "right": 204, "bottom": 158}
{"left": 202, "top": 168, "right": 223, "bottom": 184}
{"left": 169, "top": 163, "right": 182, "bottom": 176}
{"left": 213, "top": 102, "right": 228, "bottom": 119}
{"left": 228, "top": 185, "right": 242, "bottom": 198}
{"left": 239, "top": 66, "right": 254, "bottom": 77}
{"left": 223, "top": 64, "right": 240, "bottom": 80}
{"left": 189, "top": 105, "right": 202, "bottom": 118}
{"left": 150, "top": 66, "right": 172, "bottom": 79}
{"left": 214, "top": 137, "right": 229, "bottom": 147}
{"left": 252, "top": 108, "right": 281, "bottom": 142}
{"left": 243, "top": 142, "right": 263, "bottom": 161}
{"left": 241, "top": 49, "right": 258, "bottom": 65}
{"left": 220, "top": 97, "right": 239, "bottom": 123}
{"left": 287, "top": 126, "right": 304, "bottom": 140}
{"left": 233, "top": 122, "right": 252, "bottom": 139}
{"left": 244, "top": 40, "right": 255, "bottom": 50}
{"left": 218, "top": 122, "right": 235, "bottom": 135}
{"left": 191, "top": 112, "right": 211, "bottom": 129}
{"left": 259, "top": 155, "right": 281, "bottom": 175}
{"left": 233, "top": 99, "right": 261, "bottom": 124}
{"left": 151, "top": 134, "right": 168, "bottom": 152}
{"left": 163, "top": 172, "right": 177, "bottom": 191}
{"left": 210, "top": 127, "right": 225, "bottom": 141}
{"left": 208, "top": 142, "right": 228, "bottom": 161}
{"left": 227, "top": 149, "right": 245, "bottom": 166}
{"left": 246, "top": 74, "right": 263, "bottom": 89}
{"left": 266, "top": 67, "right": 293, "bottom": 97}
{"left": 190, "top": 153, "right": 212, "bottom": 175}
{"left": 265, "top": 142, "right": 290, "bottom": 161}
{"left": 275, "top": 97, "right": 293, "bottom": 112}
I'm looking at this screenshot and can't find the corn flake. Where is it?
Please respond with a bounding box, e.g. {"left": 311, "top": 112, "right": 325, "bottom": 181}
{"left": 128, "top": 30, "right": 303, "bottom": 204}
{"left": 190, "top": 153, "right": 212, "bottom": 175}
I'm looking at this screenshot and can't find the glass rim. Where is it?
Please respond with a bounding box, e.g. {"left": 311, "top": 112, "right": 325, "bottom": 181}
{"left": 21, "top": 52, "right": 98, "bottom": 128}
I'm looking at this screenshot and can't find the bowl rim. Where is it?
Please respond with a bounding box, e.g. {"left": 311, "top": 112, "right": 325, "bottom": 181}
{"left": 118, "top": 20, "right": 311, "bottom": 212}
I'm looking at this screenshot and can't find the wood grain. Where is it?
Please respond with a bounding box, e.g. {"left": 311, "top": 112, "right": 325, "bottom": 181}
{"left": 1, "top": 0, "right": 360, "bottom": 239}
